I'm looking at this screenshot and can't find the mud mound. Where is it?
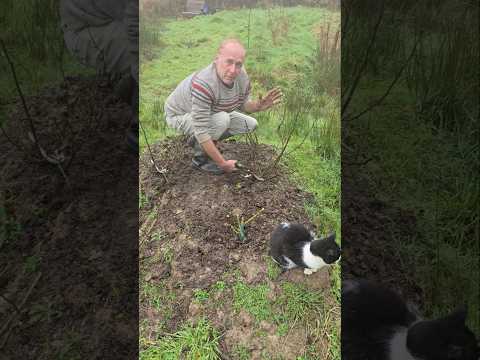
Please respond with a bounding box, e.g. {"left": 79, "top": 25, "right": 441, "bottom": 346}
{"left": 0, "top": 76, "right": 138, "bottom": 359}
{"left": 140, "top": 138, "right": 321, "bottom": 288}
{"left": 139, "top": 138, "right": 335, "bottom": 356}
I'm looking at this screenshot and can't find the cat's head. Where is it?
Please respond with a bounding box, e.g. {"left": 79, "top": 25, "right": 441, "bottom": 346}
{"left": 407, "top": 306, "right": 479, "bottom": 360}
{"left": 311, "top": 233, "right": 341, "bottom": 264}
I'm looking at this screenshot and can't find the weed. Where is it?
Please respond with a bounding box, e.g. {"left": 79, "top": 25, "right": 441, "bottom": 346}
{"left": 25, "top": 255, "right": 40, "bottom": 273}
{"left": 141, "top": 281, "right": 175, "bottom": 312}
{"left": 275, "top": 283, "right": 324, "bottom": 323}
{"left": 276, "top": 321, "right": 289, "bottom": 336}
{"left": 212, "top": 280, "right": 226, "bottom": 292}
{"left": 233, "top": 281, "right": 271, "bottom": 322}
{"left": 265, "top": 255, "right": 282, "bottom": 280}
{"left": 140, "top": 318, "right": 221, "bottom": 360}
{"left": 0, "top": 202, "right": 21, "bottom": 248}
{"left": 139, "top": 188, "right": 148, "bottom": 209}
{"left": 229, "top": 207, "right": 265, "bottom": 242}
{"left": 266, "top": 8, "right": 290, "bottom": 45}
{"left": 151, "top": 230, "right": 166, "bottom": 243}
{"left": 161, "top": 245, "right": 174, "bottom": 264}
{"left": 233, "top": 344, "right": 251, "bottom": 360}
{"left": 193, "top": 289, "right": 210, "bottom": 303}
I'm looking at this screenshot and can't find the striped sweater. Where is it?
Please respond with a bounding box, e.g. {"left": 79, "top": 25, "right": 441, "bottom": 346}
{"left": 164, "top": 63, "right": 251, "bottom": 143}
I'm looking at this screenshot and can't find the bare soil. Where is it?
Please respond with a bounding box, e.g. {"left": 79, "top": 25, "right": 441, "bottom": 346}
{"left": 0, "top": 76, "right": 138, "bottom": 359}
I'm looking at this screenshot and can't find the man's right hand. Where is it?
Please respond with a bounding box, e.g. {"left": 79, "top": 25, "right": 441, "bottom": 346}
{"left": 219, "top": 160, "right": 237, "bottom": 173}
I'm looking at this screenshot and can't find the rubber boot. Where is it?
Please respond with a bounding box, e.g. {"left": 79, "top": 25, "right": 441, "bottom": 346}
{"left": 191, "top": 137, "right": 208, "bottom": 167}
{"left": 190, "top": 137, "right": 224, "bottom": 175}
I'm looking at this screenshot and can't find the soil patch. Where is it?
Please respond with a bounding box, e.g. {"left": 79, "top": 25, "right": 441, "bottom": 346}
{"left": 0, "top": 76, "right": 138, "bottom": 359}
{"left": 139, "top": 137, "right": 335, "bottom": 357}
{"left": 342, "top": 158, "right": 423, "bottom": 306}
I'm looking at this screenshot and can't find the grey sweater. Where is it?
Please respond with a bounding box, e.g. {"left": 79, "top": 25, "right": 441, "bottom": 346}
{"left": 165, "top": 63, "right": 251, "bottom": 143}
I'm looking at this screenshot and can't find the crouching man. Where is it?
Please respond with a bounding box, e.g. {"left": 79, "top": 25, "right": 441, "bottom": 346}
{"left": 164, "top": 38, "right": 282, "bottom": 174}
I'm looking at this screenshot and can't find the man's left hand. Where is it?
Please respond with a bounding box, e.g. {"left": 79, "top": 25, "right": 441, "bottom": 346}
{"left": 257, "top": 87, "right": 283, "bottom": 111}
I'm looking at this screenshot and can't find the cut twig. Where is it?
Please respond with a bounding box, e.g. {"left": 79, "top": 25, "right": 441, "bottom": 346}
{"left": 139, "top": 120, "right": 168, "bottom": 183}
{"left": 1, "top": 39, "right": 70, "bottom": 186}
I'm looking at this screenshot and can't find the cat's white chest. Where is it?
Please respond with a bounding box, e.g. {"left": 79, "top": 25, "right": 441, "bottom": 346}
{"left": 389, "top": 327, "right": 417, "bottom": 360}
{"left": 302, "top": 242, "right": 327, "bottom": 270}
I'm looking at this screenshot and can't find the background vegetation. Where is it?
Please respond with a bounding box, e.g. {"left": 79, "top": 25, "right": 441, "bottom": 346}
{"left": 342, "top": 0, "right": 479, "bottom": 333}
{"left": 0, "top": 0, "right": 89, "bottom": 104}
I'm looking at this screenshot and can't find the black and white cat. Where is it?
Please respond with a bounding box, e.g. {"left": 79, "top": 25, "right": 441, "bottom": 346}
{"left": 342, "top": 279, "right": 479, "bottom": 360}
{"left": 269, "top": 222, "right": 341, "bottom": 275}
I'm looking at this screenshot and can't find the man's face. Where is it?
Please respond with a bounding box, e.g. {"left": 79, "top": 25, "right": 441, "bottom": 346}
{"left": 214, "top": 43, "right": 246, "bottom": 85}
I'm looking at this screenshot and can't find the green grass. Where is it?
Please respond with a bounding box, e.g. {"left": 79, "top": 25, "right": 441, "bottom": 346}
{"left": 0, "top": 202, "right": 21, "bottom": 249}
{"left": 141, "top": 281, "right": 176, "bottom": 312}
{"left": 140, "top": 318, "right": 221, "bottom": 360}
{"left": 276, "top": 283, "right": 324, "bottom": 323}
{"left": 232, "top": 344, "right": 251, "bottom": 360}
{"left": 348, "top": 78, "right": 480, "bottom": 332}
{"left": 1, "top": 0, "right": 95, "bottom": 127}
{"left": 265, "top": 255, "right": 282, "bottom": 280}
{"left": 233, "top": 281, "right": 272, "bottom": 322}
{"left": 193, "top": 289, "right": 210, "bottom": 303}
{"left": 351, "top": 79, "right": 479, "bottom": 332}
{"left": 341, "top": 1, "right": 478, "bottom": 334}
{"left": 140, "top": 6, "right": 340, "bottom": 146}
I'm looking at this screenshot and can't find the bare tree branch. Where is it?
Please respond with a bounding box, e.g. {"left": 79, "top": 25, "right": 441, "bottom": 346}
{"left": 139, "top": 120, "right": 168, "bottom": 183}
{"left": 1, "top": 38, "right": 70, "bottom": 185}
{"left": 341, "top": 0, "right": 386, "bottom": 115}
{"left": 0, "top": 125, "right": 26, "bottom": 154}
{"left": 344, "top": 37, "right": 420, "bottom": 123}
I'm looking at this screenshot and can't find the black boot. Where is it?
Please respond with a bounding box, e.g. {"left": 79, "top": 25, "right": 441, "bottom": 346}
{"left": 189, "top": 137, "right": 223, "bottom": 175}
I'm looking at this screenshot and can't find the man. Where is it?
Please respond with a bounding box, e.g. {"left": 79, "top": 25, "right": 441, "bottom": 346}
{"left": 164, "top": 39, "right": 283, "bottom": 174}
{"left": 59, "top": 0, "right": 139, "bottom": 152}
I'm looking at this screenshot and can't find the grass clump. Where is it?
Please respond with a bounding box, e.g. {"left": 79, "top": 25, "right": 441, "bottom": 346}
{"left": 140, "top": 318, "right": 221, "bottom": 360}
{"left": 275, "top": 283, "right": 323, "bottom": 323}
{"left": 193, "top": 289, "right": 210, "bottom": 303}
{"left": 233, "top": 281, "right": 272, "bottom": 322}
{"left": 141, "top": 281, "right": 176, "bottom": 312}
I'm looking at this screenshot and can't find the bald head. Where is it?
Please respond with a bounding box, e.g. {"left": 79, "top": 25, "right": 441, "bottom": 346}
{"left": 214, "top": 39, "right": 246, "bottom": 85}
{"left": 216, "top": 38, "right": 246, "bottom": 57}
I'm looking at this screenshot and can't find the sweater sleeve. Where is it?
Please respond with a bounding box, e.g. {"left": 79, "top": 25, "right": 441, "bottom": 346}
{"left": 191, "top": 76, "right": 215, "bottom": 143}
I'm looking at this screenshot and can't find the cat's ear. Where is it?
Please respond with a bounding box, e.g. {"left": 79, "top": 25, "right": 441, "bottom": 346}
{"left": 324, "top": 233, "right": 336, "bottom": 242}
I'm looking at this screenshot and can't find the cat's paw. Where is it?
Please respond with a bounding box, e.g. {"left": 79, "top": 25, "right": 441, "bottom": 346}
{"left": 304, "top": 268, "right": 314, "bottom": 275}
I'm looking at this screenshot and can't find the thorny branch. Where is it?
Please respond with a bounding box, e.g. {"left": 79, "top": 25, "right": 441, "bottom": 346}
{"left": 341, "top": 0, "right": 386, "bottom": 117}
{"left": 344, "top": 37, "right": 421, "bottom": 123}
{"left": 139, "top": 120, "right": 168, "bottom": 183}
{"left": 0, "top": 39, "right": 70, "bottom": 186}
